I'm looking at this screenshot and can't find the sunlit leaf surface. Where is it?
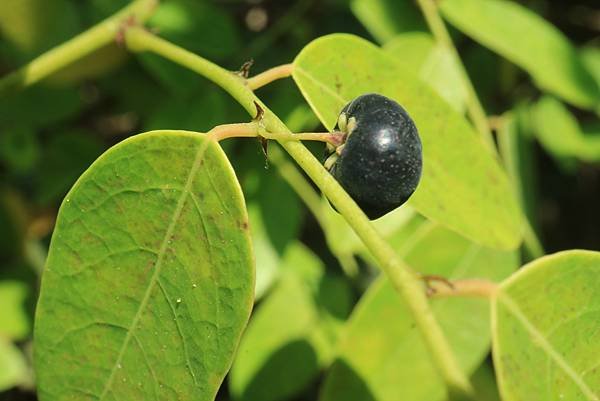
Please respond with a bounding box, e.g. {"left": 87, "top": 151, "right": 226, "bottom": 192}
{"left": 493, "top": 250, "right": 600, "bottom": 401}
{"left": 34, "top": 130, "right": 254, "bottom": 401}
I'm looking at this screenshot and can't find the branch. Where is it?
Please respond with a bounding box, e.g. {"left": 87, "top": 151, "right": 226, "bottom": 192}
{"left": 124, "top": 26, "right": 474, "bottom": 398}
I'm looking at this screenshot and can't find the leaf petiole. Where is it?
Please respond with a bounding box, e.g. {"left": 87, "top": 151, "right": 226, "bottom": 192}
{"left": 426, "top": 278, "right": 498, "bottom": 299}
{"left": 246, "top": 64, "right": 294, "bottom": 90}
{"left": 267, "top": 131, "right": 345, "bottom": 146}
{"left": 206, "top": 123, "right": 345, "bottom": 147}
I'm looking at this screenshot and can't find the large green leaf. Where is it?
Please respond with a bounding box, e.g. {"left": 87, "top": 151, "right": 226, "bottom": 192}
{"left": 229, "top": 243, "right": 352, "bottom": 401}
{"left": 320, "top": 223, "right": 517, "bottom": 401}
{"left": 384, "top": 32, "right": 467, "bottom": 113}
{"left": 531, "top": 96, "right": 600, "bottom": 163}
{"left": 34, "top": 131, "right": 254, "bottom": 401}
{"left": 292, "top": 34, "right": 520, "bottom": 250}
{"left": 492, "top": 250, "right": 600, "bottom": 400}
{"left": 439, "top": 0, "right": 600, "bottom": 110}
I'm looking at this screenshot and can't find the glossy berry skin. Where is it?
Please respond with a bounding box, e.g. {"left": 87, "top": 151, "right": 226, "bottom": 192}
{"left": 325, "top": 93, "right": 422, "bottom": 219}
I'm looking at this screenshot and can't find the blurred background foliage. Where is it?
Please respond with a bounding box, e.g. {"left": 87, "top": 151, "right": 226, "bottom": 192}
{"left": 0, "top": 0, "right": 598, "bottom": 400}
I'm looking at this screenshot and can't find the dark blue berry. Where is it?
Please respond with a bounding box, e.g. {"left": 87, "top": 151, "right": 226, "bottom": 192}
{"left": 324, "top": 93, "right": 422, "bottom": 219}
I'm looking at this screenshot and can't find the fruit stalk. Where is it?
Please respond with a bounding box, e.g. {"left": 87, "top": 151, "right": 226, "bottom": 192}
{"left": 125, "top": 26, "right": 475, "bottom": 399}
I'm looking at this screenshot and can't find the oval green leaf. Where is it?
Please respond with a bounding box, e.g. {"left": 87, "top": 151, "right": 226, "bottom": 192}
{"left": 440, "top": 0, "right": 600, "bottom": 110}
{"left": 320, "top": 223, "right": 517, "bottom": 401}
{"left": 34, "top": 130, "right": 254, "bottom": 401}
{"left": 493, "top": 250, "right": 600, "bottom": 401}
{"left": 292, "top": 34, "right": 520, "bottom": 250}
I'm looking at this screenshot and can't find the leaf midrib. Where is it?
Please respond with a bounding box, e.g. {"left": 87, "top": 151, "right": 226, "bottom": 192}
{"left": 98, "top": 138, "right": 211, "bottom": 400}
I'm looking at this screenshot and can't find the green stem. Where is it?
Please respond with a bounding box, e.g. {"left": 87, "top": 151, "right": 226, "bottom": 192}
{"left": 0, "top": 0, "right": 158, "bottom": 96}
{"left": 416, "top": 0, "right": 494, "bottom": 152}
{"left": 125, "top": 26, "right": 474, "bottom": 398}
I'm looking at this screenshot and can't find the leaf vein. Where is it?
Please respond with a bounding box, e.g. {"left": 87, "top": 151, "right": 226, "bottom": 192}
{"left": 98, "top": 137, "right": 211, "bottom": 400}
{"left": 498, "top": 292, "right": 599, "bottom": 400}
{"left": 156, "top": 279, "right": 199, "bottom": 386}
{"left": 132, "top": 334, "right": 160, "bottom": 401}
